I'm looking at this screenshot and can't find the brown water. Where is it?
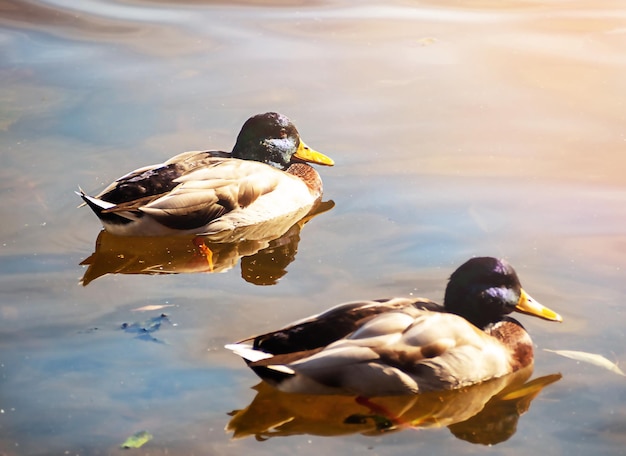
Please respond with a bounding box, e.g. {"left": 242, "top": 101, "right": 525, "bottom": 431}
{"left": 1, "top": 0, "right": 626, "bottom": 454}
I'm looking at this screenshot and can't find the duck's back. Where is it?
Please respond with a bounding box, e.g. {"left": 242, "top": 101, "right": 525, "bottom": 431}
{"left": 94, "top": 150, "right": 229, "bottom": 205}
{"left": 248, "top": 298, "right": 442, "bottom": 355}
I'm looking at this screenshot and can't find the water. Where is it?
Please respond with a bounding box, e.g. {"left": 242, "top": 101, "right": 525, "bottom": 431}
{"left": 1, "top": 0, "right": 626, "bottom": 454}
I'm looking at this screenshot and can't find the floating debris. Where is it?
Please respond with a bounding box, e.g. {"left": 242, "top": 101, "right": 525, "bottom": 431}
{"left": 120, "top": 430, "right": 153, "bottom": 449}
{"left": 131, "top": 304, "right": 175, "bottom": 312}
{"left": 121, "top": 314, "right": 172, "bottom": 343}
{"left": 545, "top": 349, "right": 625, "bottom": 377}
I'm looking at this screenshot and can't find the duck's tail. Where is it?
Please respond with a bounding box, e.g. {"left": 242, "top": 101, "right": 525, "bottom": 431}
{"left": 225, "top": 343, "right": 296, "bottom": 387}
{"left": 76, "top": 188, "right": 137, "bottom": 225}
{"left": 225, "top": 343, "right": 274, "bottom": 363}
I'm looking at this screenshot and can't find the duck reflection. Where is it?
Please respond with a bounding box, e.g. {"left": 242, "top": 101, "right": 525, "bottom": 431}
{"left": 227, "top": 367, "right": 560, "bottom": 444}
{"left": 80, "top": 200, "right": 334, "bottom": 286}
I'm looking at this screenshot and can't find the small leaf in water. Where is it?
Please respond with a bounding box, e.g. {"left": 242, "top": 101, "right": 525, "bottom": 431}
{"left": 132, "top": 304, "right": 175, "bottom": 312}
{"left": 544, "top": 349, "right": 625, "bottom": 377}
{"left": 120, "top": 430, "right": 153, "bottom": 449}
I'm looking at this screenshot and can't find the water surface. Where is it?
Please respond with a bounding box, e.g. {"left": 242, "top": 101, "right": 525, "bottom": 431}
{"left": 1, "top": 0, "right": 626, "bottom": 454}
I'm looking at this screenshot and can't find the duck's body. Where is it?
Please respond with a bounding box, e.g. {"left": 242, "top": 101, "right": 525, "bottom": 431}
{"left": 226, "top": 257, "right": 562, "bottom": 396}
{"left": 78, "top": 113, "right": 334, "bottom": 237}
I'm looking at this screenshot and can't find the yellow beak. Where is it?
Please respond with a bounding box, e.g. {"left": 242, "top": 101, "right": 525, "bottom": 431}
{"left": 515, "top": 289, "right": 563, "bottom": 322}
{"left": 294, "top": 140, "right": 334, "bottom": 166}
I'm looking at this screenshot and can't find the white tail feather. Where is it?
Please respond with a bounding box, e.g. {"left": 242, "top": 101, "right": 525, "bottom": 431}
{"left": 76, "top": 190, "right": 116, "bottom": 210}
{"left": 224, "top": 343, "right": 274, "bottom": 363}
{"left": 267, "top": 364, "right": 295, "bottom": 375}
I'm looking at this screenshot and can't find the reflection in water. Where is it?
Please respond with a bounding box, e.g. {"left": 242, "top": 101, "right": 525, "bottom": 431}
{"left": 227, "top": 367, "right": 561, "bottom": 444}
{"left": 80, "top": 200, "right": 334, "bottom": 285}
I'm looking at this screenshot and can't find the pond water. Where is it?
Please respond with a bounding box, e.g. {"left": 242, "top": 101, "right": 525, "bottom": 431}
{"left": 1, "top": 0, "right": 626, "bottom": 454}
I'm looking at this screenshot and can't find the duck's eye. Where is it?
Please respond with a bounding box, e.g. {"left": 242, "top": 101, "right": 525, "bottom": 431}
{"left": 280, "top": 128, "right": 287, "bottom": 139}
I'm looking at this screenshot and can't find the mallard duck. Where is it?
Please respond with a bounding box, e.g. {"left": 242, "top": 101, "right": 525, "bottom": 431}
{"left": 226, "top": 257, "right": 563, "bottom": 396}
{"left": 78, "top": 112, "right": 334, "bottom": 237}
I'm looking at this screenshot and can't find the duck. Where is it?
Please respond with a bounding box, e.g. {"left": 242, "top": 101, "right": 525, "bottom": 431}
{"left": 225, "top": 257, "right": 563, "bottom": 396}
{"left": 78, "top": 112, "right": 334, "bottom": 237}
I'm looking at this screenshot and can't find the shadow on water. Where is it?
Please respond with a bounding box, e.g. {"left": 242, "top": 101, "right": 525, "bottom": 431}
{"left": 79, "top": 200, "right": 335, "bottom": 285}
{"left": 227, "top": 366, "right": 561, "bottom": 444}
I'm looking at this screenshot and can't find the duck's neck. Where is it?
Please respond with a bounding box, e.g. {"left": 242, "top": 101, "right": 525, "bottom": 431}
{"left": 447, "top": 306, "right": 497, "bottom": 330}
{"left": 232, "top": 138, "right": 296, "bottom": 170}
